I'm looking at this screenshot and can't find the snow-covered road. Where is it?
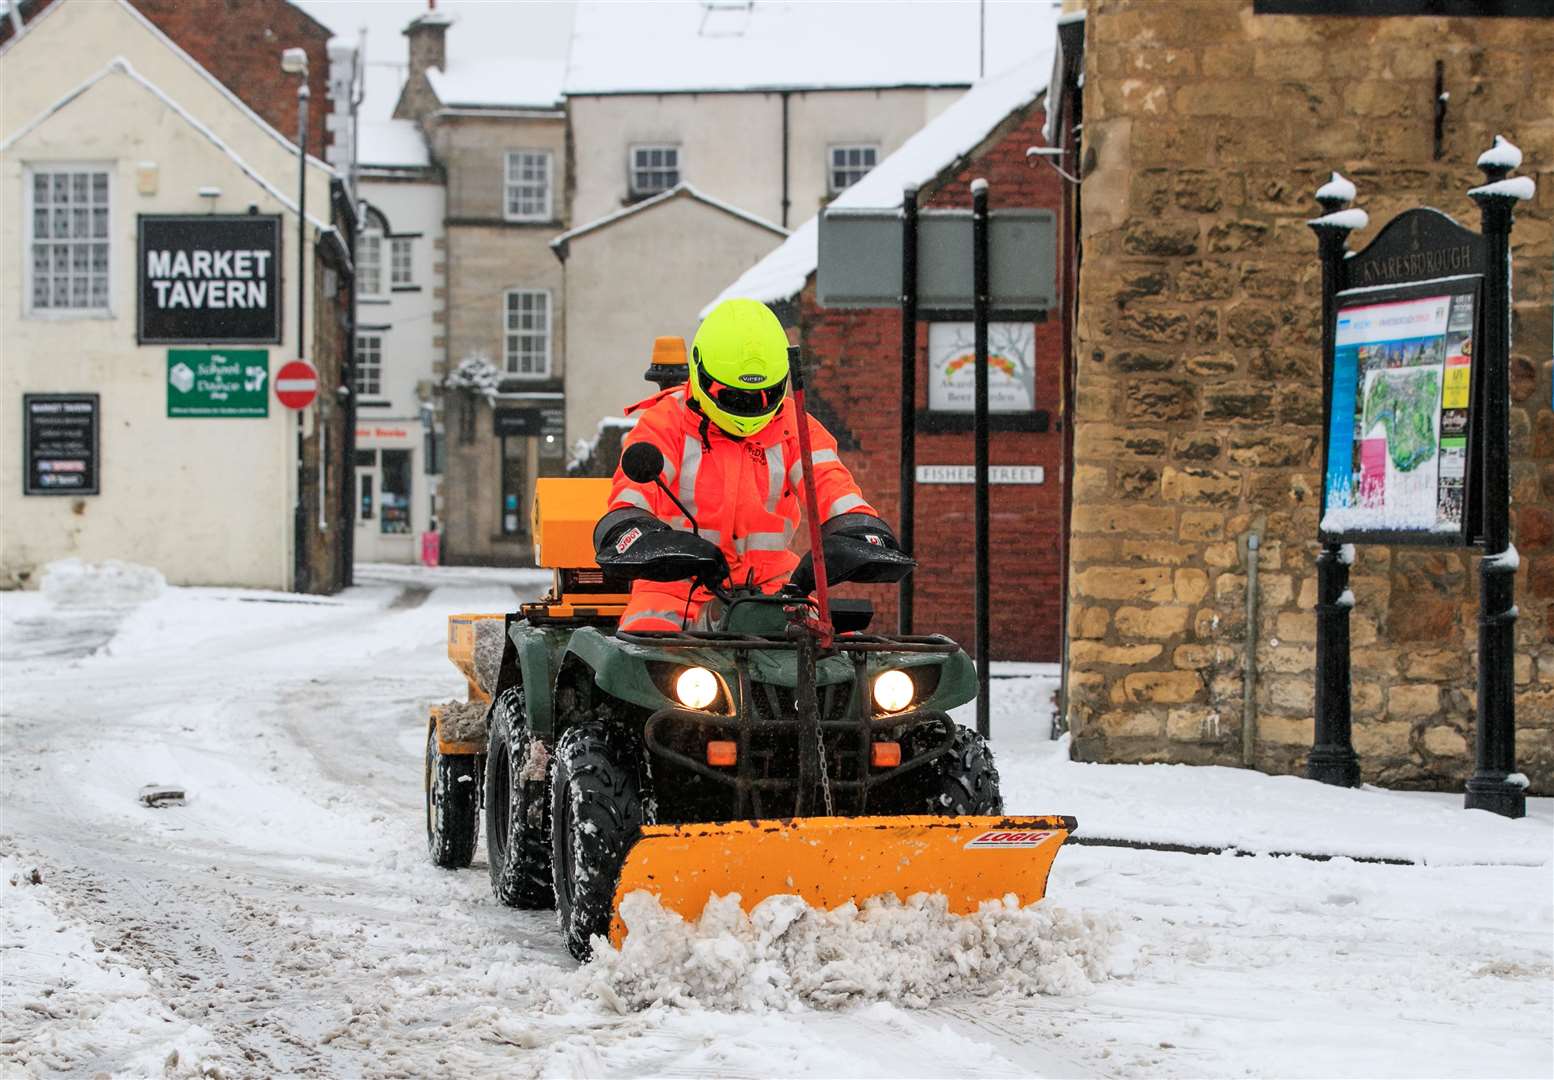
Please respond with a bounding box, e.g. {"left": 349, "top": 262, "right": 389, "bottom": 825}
{"left": 2, "top": 564, "right": 1550, "bottom": 1078}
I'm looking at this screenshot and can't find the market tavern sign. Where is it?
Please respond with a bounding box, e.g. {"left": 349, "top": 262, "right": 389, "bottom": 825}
{"left": 139, "top": 215, "right": 281, "bottom": 344}
{"left": 167, "top": 349, "right": 270, "bottom": 418}
{"left": 24, "top": 393, "right": 99, "bottom": 496}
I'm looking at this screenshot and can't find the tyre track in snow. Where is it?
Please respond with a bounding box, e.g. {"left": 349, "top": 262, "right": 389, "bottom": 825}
{"left": 2, "top": 573, "right": 578, "bottom": 1076}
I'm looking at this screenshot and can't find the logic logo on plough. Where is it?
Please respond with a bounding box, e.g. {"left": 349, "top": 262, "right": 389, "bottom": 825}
{"left": 965, "top": 829, "right": 1056, "bottom": 849}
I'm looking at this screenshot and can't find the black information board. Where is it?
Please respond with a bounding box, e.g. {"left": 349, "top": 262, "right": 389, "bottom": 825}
{"left": 24, "top": 393, "right": 99, "bottom": 496}
{"left": 138, "top": 215, "right": 282, "bottom": 344}
{"left": 1318, "top": 209, "right": 1486, "bottom": 548}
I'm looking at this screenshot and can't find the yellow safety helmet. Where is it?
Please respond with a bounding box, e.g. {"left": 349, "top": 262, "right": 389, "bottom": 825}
{"left": 689, "top": 299, "right": 790, "bottom": 437}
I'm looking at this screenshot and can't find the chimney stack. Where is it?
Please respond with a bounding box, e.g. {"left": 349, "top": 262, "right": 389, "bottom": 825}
{"left": 393, "top": 4, "right": 453, "bottom": 122}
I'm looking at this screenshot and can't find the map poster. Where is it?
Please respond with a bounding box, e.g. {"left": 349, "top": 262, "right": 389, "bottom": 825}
{"left": 927, "top": 322, "right": 1036, "bottom": 412}
{"left": 1320, "top": 288, "right": 1476, "bottom": 543}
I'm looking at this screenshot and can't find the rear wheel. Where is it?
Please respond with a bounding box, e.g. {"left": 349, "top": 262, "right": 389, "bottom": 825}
{"left": 550, "top": 722, "right": 643, "bottom": 962}
{"left": 893, "top": 722, "right": 1003, "bottom": 815}
{"left": 484, "top": 690, "right": 554, "bottom": 909}
{"left": 425, "top": 726, "right": 480, "bottom": 868}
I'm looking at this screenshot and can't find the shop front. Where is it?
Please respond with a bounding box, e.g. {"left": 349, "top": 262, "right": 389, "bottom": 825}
{"left": 353, "top": 421, "right": 431, "bottom": 564}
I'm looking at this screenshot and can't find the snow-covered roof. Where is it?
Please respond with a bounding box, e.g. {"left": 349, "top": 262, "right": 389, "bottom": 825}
{"left": 552, "top": 181, "right": 786, "bottom": 253}
{"left": 356, "top": 119, "right": 429, "bottom": 169}
{"left": 428, "top": 58, "right": 565, "bottom": 110}
{"left": 565, "top": 0, "right": 1057, "bottom": 95}
{"left": 704, "top": 52, "right": 1051, "bottom": 313}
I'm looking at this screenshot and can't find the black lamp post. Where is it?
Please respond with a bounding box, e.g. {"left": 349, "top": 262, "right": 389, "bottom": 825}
{"left": 282, "top": 47, "right": 310, "bottom": 593}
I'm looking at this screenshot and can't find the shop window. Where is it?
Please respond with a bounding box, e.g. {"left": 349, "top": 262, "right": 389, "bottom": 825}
{"left": 505, "top": 150, "right": 553, "bottom": 221}
{"left": 357, "top": 472, "right": 374, "bottom": 520}
{"left": 390, "top": 237, "right": 414, "bottom": 286}
{"left": 27, "top": 167, "right": 110, "bottom": 313}
{"left": 380, "top": 449, "right": 412, "bottom": 535}
{"left": 503, "top": 289, "right": 551, "bottom": 376}
{"left": 357, "top": 230, "right": 383, "bottom": 297}
{"left": 629, "top": 145, "right": 680, "bottom": 197}
{"left": 501, "top": 435, "right": 526, "bottom": 536}
{"left": 356, "top": 333, "right": 383, "bottom": 397}
{"left": 828, "top": 145, "right": 878, "bottom": 194}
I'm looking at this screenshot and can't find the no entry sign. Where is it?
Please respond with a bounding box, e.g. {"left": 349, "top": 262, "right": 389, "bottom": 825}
{"left": 275, "top": 360, "right": 319, "bottom": 410}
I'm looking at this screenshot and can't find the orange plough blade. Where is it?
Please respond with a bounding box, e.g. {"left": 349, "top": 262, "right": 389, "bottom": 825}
{"left": 608, "top": 814, "right": 1077, "bottom": 947}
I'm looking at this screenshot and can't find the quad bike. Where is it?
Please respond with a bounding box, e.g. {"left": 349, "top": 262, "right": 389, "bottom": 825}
{"left": 425, "top": 353, "right": 1076, "bottom": 961}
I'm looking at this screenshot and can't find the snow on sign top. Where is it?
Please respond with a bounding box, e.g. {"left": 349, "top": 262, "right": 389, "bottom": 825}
{"left": 356, "top": 120, "right": 429, "bottom": 169}
{"left": 565, "top": 0, "right": 1058, "bottom": 95}
{"left": 705, "top": 51, "right": 1051, "bottom": 312}
{"left": 428, "top": 58, "right": 566, "bottom": 110}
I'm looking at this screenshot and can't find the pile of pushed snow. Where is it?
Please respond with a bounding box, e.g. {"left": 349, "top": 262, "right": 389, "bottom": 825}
{"left": 584, "top": 891, "right": 1117, "bottom": 1012}
{"left": 40, "top": 558, "right": 165, "bottom": 610}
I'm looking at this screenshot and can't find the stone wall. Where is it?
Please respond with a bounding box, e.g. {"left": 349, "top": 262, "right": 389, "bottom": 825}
{"left": 1073, "top": 0, "right": 1554, "bottom": 791}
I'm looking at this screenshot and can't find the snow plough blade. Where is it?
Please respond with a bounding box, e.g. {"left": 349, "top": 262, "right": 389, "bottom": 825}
{"left": 607, "top": 813, "right": 1077, "bottom": 947}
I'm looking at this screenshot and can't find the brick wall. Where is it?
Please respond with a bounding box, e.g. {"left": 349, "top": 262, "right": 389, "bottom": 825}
{"left": 1073, "top": 0, "right": 1554, "bottom": 790}
{"left": 796, "top": 104, "right": 1068, "bottom": 660}
{"left": 3, "top": 1, "right": 334, "bottom": 150}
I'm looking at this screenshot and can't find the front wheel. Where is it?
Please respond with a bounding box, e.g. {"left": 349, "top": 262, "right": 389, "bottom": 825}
{"left": 550, "top": 723, "right": 643, "bottom": 962}
{"left": 425, "top": 726, "right": 480, "bottom": 869}
{"left": 894, "top": 722, "right": 1003, "bottom": 815}
{"left": 484, "top": 690, "right": 555, "bottom": 909}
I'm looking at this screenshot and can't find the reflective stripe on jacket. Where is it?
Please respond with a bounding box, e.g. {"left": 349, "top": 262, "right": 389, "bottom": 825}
{"left": 607, "top": 386, "right": 876, "bottom": 602}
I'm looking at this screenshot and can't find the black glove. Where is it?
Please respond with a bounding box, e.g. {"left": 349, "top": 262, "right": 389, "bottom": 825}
{"left": 821, "top": 512, "right": 901, "bottom": 551}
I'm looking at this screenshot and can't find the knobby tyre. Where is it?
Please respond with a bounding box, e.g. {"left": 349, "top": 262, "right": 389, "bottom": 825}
{"left": 484, "top": 689, "right": 555, "bottom": 909}
{"left": 550, "top": 722, "right": 643, "bottom": 962}
{"left": 426, "top": 727, "right": 481, "bottom": 868}
{"left": 897, "top": 722, "right": 1003, "bottom": 815}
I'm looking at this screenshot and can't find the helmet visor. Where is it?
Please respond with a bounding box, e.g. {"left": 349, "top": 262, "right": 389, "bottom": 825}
{"left": 696, "top": 366, "right": 787, "bottom": 417}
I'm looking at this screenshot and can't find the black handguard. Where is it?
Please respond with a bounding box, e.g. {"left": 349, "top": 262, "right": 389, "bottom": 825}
{"left": 594, "top": 506, "right": 668, "bottom": 557}
{"left": 595, "top": 510, "right": 727, "bottom": 585}
{"left": 790, "top": 513, "right": 915, "bottom": 593}
{"left": 822, "top": 512, "right": 901, "bottom": 551}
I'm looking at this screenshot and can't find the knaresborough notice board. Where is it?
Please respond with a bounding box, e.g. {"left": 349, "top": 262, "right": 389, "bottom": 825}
{"left": 1320, "top": 277, "right": 1480, "bottom": 546}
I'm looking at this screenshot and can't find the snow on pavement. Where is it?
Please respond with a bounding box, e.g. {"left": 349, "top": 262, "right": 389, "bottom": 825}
{"left": 2, "top": 563, "right": 1550, "bottom": 1078}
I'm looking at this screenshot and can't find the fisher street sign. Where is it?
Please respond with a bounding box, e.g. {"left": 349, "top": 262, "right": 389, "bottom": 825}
{"left": 139, "top": 215, "right": 282, "bottom": 344}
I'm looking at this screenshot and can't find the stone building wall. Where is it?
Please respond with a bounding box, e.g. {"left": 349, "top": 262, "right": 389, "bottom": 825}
{"left": 1072, "top": 0, "right": 1554, "bottom": 791}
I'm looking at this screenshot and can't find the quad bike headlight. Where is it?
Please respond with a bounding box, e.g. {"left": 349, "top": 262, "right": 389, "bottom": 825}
{"left": 675, "top": 666, "right": 720, "bottom": 710}
{"left": 872, "top": 669, "right": 915, "bottom": 713}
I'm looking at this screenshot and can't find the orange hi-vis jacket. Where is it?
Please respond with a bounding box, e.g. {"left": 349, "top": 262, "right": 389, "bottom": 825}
{"left": 608, "top": 386, "right": 877, "bottom": 631}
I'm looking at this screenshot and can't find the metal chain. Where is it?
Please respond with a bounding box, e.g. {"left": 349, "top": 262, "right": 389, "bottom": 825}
{"left": 814, "top": 720, "right": 835, "bottom": 817}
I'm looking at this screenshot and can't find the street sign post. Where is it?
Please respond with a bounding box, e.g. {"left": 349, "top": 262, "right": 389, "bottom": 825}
{"left": 275, "top": 360, "right": 319, "bottom": 410}
{"left": 817, "top": 186, "right": 1055, "bottom": 736}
